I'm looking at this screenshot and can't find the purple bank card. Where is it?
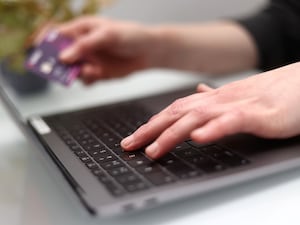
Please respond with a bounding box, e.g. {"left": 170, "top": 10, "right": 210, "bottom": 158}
{"left": 25, "top": 31, "right": 80, "bottom": 86}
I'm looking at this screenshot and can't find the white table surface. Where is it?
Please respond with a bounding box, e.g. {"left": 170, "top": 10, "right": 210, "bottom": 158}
{"left": 1, "top": 70, "right": 300, "bottom": 225}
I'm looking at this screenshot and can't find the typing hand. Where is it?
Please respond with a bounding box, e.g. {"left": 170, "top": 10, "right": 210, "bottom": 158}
{"left": 122, "top": 63, "right": 300, "bottom": 159}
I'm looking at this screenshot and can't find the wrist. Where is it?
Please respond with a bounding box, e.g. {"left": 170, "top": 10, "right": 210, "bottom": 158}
{"left": 146, "top": 25, "right": 183, "bottom": 69}
{"left": 146, "top": 25, "right": 209, "bottom": 72}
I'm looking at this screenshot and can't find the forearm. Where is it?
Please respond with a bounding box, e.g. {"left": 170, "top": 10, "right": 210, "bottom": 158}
{"left": 148, "top": 21, "right": 258, "bottom": 74}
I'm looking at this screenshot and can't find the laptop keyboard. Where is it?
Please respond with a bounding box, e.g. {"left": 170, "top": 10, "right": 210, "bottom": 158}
{"left": 45, "top": 103, "right": 250, "bottom": 197}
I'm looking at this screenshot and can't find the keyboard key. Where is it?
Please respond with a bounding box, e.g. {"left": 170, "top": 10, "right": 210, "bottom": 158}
{"left": 79, "top": 156, "right": 92, "bottom": 164}
{"left": 201, "top": 145, "right": 249, "bottom": 167}
{"left": 91, "top": 168, "right": 105, "bottom": 177}
{"left": 188, "top": 155, "right": 225, "bottom": 173}
{"left": 127, "top": 157, "right": 152, "bottom": 167}
{"left": 83, "top": 143, "right": 103, "bottom": 152}
{"left": 113, "top": 147, "right": 126, "bottom": 155}
{"left": 109, "top": 142, "right": 121, "bottom": 149}
{"left": 178, "top": 170, "right": 200, "bottom": 179}
{"left": 166, "top": 163, "right": 200, "bottom": 179}
{"left": 115, "top": 126, "right": 135, "bottom": 138}
{"left": 103, "top": 181, "right": 125, "bottom": 196}
{"left": 119, "top": 152, "right": 144, "bottom": 161}
{"left": 107, "top": 166, "right": 131, "bottom": 177}
{"left": 115, "top": 173, "right": 140, "bottom": 185}
{"left": 85, "top": 162, "right": 99, "bottom": 170}
{"left": 144, "top": 172, "right": 175, "bottom": 186}
{"left": 74, "top": 150, "right": 87, "bottom": 157}
{"left": 135, "top": 164, "right": 163, "bottom": 174}
{"left": 172, "top": 142, "right": 192, "bottom": 152}
{"left": 174, "top": 148, "right": 201, "bottom": 158}
{"left": 94, "top": 153, "right": 117, "bottom": 164}
{"left": 98, "top": 174, "right": 112, "bottom": 184}
{"left": 87, "top": 150, "right": 98, "bottom": 158}
{"left": 102, "top": 160, "right": 124, "bottom": 170}
{"left": 70, "top": 145, "right": 81, "bottom": 152}
{"left": 65, "top": 139, "right": 77, "bottom": 146}
{"left": 123, "top": 180, "right": 149, "bottom": 192}
{"left": 157, "top": 154, "right": 181, "bottom": 167}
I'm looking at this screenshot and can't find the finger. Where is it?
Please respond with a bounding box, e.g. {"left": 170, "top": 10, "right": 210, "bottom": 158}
{"left": 197, "top": 83, "right": 214, "bottom": 93}
{"left": 80, "top": 53, "right": 148, "bottom": 80}
{"left": 58, "top": 16, "right": 100, "bottom": 37}
{"left": 191, "top": 110, "right": 246, "bottom": 143}
{"left": 59, "top": 29, "right": 115, "bottom": 64}
{"left": 144, "top": 108, "right": 220, "bottom": 159}
{"left": 81, "top": 64, "right": 104, "bottom": 79}
{"left": 121, "top": 97, "right": 192, "bottom": 150}
{"left": 121, "top": 116, "right": 176, "bottom": 152}
{"left": 121, "top": 94, "right": 218, "bottom": 151}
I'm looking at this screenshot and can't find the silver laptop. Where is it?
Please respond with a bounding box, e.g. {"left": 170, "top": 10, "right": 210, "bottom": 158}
{"left": 1, "top": 71, "right": 300, "bottom": 217}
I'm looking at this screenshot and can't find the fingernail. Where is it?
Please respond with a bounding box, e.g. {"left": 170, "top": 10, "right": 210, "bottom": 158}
{"left": 121, "top": 136, "right": 134, "bottom": 148}
{"left": 146, "top": 142, "right": 159, "bottom": 158}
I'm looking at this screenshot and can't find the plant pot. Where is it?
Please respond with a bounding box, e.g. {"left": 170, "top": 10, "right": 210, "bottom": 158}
{"left": 0, "top": 57, "right": 49, "bottom": 96}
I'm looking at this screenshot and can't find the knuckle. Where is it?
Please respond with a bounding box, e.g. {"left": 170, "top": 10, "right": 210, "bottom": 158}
{"left": 192, "top": 105, "right": 206, "bottom": 116}
{"left": 102, "top": 26, "right": 118, "bottom": 40}
{"left": 190, "top": 108, "right": 207, "bottom": 126}
{"left": 167, "top": 98, "right": 185, "bottom": 116}
{"left": 231, "top": 108, "right": 246, "bottom": 121}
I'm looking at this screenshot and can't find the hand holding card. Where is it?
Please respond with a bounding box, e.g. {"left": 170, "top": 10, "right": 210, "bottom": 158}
{"left": 25, "top": 31, "right": 80, "bottom": 86}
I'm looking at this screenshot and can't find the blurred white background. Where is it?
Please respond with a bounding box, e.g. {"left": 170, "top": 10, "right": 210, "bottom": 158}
{"left": 101, "top": 0, "right": 267, "bottom": 23}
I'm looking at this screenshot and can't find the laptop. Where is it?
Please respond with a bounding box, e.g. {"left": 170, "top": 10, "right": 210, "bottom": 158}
{"left": 1, "top": 72, "right": 300, "bottom": 217}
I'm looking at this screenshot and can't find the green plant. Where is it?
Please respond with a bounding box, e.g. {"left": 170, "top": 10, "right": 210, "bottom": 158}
{"left": 0, "top": 0, "right": 112, "bottom": 71}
